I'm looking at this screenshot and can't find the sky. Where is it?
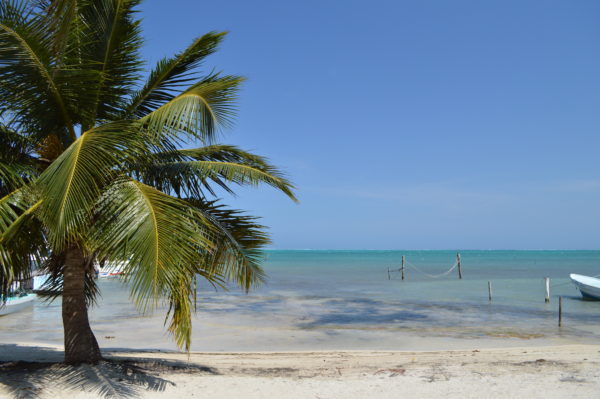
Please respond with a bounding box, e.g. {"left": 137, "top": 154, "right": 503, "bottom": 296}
{"left": 140, "top": 0, "right": 600, "bottom": 250}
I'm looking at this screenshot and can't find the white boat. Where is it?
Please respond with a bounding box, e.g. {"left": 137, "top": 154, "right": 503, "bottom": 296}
{"left": 97, "top": 260, "right": 127, "bottom": 278}
{"left": 98, "top": 270, "right": 125, "bottom": 278}
{"left": 32, "top": 262, "right": 127, "bottom": 287}
{"left": 570, "top": 274, "right": 600, "bottom": 300}
{"left": 0, "top": 293, "right": 36, "bottom": 316}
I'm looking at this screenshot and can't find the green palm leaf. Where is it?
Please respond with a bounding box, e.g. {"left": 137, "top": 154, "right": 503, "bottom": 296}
{"left": 148, "top": 160, "right": 298, "bottom": 201}
{"left": 188, "top": 200, "right": 270, "bottom": 292}
{"left": 34, "top": 121, "right": 144, "bottom": 249}
{"left": 179, "top": 145, "right": 275, "bottom": 164}
{"left": 42, "top": 0, "right": 83, "bottom": 64}
{"left": 82, "top": 0, "right": 143, "bottom": 125}
{"left": 125, "top": 31, "right": 227, "bottom": 119}
{"left": 141, "top": 74, "right": 244, "bottom": 144}
{"left": 0, "top": 124, "right": 38, "bottom": 192}
{"left": 89, "top": 178, "right": 215, "bottom": 349}
{"left": 0, "top": 188, "right": 45, "bottom": 301}
{"left": 0, "top": 0, "right": 77, "bottom": 143}
{"left": 0, "top": 188, "right": 28, "bottom": 236}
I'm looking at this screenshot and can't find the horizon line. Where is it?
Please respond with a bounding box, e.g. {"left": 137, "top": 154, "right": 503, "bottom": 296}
{"left": 264, "top": 248, "right": 600, "bottom": 251}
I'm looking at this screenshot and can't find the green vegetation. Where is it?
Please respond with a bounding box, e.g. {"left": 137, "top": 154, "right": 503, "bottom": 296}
{"left": 0, "top": 0, "right": 296, "bottom": 363}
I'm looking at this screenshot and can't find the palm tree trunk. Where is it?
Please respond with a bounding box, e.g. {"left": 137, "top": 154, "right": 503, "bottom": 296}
{"left": 62, "top": 245, "right": 102, "bottom": 364}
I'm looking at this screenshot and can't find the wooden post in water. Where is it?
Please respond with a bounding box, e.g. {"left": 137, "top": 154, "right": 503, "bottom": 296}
{"left": 488, "top": 281, "right": 492, "bottom": 301}
{"left": 401, "top": 256, "right": 405, "bottom": 280}
{"left": 457, "top": 253, "right": 462, "bottom": 279}
{"left": 558, "top": 296, "right": 563, "bottom": 326}
{"left": 544, "top": 277, "right": 550, "bottom": 303}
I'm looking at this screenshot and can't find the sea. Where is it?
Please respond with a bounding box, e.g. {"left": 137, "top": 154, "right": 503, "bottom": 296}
{"left": 2, "top": 250, "right": 600, "bottom": 352}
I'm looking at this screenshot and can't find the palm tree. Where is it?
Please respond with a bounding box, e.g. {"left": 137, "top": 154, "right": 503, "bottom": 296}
{"left": 0, "top": 0, "right": 296, "bottom": 364}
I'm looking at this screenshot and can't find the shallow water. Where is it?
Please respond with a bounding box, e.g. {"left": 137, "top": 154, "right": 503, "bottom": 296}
{"left": 2, "top": 250, "right": 600, "bottom": 351}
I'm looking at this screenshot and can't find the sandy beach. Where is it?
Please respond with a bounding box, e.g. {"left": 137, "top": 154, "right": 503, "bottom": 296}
{"left": 1, "top": 343, "right": 599, "bottom": 398}
{"left": 3, "top": 253, "right": 600, "bottom": 398}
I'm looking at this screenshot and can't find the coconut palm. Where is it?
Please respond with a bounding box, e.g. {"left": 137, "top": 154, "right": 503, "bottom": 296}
{"left": 0, "top": 0, "right": 296, "bottom": 364}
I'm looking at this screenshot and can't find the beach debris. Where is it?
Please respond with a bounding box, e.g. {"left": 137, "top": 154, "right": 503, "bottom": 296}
{"left": 374, "top": 368, "right": 406, "bottom": 377}
{"left": 104, "top": 336, "right": 116, "bottom": 339}
{"left": 560, "top": 376, "right": 587, "bottom": 383}
{"left": 422, "top": 366, "right": 451, "bottom": 382}
{"left": 516, "top": 359, "right": 565, "bottom": 367}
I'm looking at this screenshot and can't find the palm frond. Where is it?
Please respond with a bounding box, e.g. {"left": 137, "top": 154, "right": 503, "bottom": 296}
{"left": 141, "top": 74, "right": 244, "bottom": 145}
{"left": 178, "top": 145, "right": 273, "bottom": 164}
{"left": 0, "top": 199, "right": 42, "bottom": 245}
{"left": 0, "top": 244, "right": 38, "bottom": 301}
{"left": 81, "top": 0, "right": 143, "bottom": 125}
{"left": 139, "top": 160, "right": 297, "bottom": 201}
{"left": 42, "top": 0, "right": 83, "bottom": 64}
{"left": 0, "top": 187, "right": 39, "bottom": 239}
{"left": 125, "top": 31, "right": 226, "bottom": 118}
{"left": 89, "top": 178, "right": 216, "bottom": 348}
{"left": 0, "top": 124, "right": 39, "bottom": 192}
{"left": 0, "top": 188, "right": 46, "bottom": 301}
{"left": 0, "top": 161, "right": 33, "bottom": 193}
{"left": 34, "top": 121, "right": 145, "bottom": 249}
{"left": 0, "top": 1, "right": 78, "bottom": 143}
{"left": 187, "top": 199, "right": 270, "bottom": 292}
{"left": 90, "top": 178, "right": 214, "bottom": 303}
{"left": 0, "top": 123, "right": 36, "bottom": 157}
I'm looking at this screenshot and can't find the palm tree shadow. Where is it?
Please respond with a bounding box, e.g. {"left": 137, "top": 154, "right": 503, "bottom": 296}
{"left": 0, "top": 345, "right": 219, "bottom": 399}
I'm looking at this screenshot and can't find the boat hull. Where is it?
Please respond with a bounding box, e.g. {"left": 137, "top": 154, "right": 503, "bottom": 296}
{"left": 98, "top": 271, "right": 125, "bottom": 278}
{"left": 97, "top": 260, "right": 127, "bottom": 278}
{"left": 570, "top": 274, "right": 600, "bottom": 300}
{"left": 0, "top": 294, "right": 36, "bottom": 316}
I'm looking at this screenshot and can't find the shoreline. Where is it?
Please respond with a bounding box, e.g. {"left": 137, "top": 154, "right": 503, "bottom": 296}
{"left": 1, "top": 343, "right": 599, "bottom": 398}
{"left": 4, "top": 340, "right": 599, "bottom": 355}
{"left": 0, "top": 328, "right": 593, "bottom": 354}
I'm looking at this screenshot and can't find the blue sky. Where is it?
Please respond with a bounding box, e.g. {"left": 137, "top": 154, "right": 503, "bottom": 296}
{"left": 141, "top": 1, "right": 600, "bottom": 249}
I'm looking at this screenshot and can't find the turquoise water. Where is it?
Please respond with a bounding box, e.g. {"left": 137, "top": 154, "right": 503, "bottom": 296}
{"left": 204, "top": 250, "right": 600, "bottom": 338}
{"left": 2, "top": 250, "right": 600, "bottom": 351}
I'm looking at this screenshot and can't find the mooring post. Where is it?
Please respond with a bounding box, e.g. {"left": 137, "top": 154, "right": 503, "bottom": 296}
{"left": 457, "top": 253, "right": 462, "bottom": 279}
{"left": 544, "top": 277, "right": 550, "bottom": 303}
{"left": 558, "top": 296, "right": 563, "bottom": 327}
{"left": 488, "top": 281, "right": 492, "bottom": 301}
{"left": 401, "top": 255, "right": 405, "bottom": 280}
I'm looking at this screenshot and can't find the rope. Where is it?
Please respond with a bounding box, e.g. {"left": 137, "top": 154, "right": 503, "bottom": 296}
{"left": 390, "top": 263, "right": 600, "bottom": 284}
{"left": 404, "top": 261, "right": 459, "bottom": 279}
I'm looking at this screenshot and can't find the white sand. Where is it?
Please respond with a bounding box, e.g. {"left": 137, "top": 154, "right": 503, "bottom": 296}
{"left": 1, "top": 344, "right": 599, "bottom": 398}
